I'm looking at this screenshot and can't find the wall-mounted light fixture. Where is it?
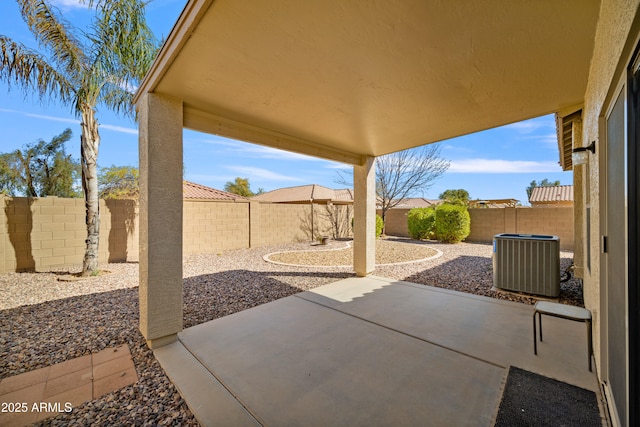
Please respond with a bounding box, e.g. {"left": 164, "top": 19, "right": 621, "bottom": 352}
{"left": 572, "top": 141, "right": 596, "bottom": 166}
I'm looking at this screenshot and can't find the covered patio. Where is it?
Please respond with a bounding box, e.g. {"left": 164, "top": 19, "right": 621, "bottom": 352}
{"left": 155, "top": 276, "right": 600, "bottom": 426}
{"left": 132, "top": 0, "right": 609, "bottom": 425}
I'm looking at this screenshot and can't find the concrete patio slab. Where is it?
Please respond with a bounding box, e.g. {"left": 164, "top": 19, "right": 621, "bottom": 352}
{"left": 155, "top": 276, "right": 600, "bottom": 426}
{"left": 300, "top": 276, "right": 598, "bottom": 390}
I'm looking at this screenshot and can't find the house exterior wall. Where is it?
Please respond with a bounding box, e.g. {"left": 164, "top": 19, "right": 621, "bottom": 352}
{"left": 580, "top": 0, "right": 640, "bottom": 389}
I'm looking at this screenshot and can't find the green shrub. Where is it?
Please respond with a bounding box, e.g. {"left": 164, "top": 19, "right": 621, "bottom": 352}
{"left": 407, "top": 208, "right": 436, "bottom": 240}
{"left": 435, "top": 204, "right": 470, "bottom": 243}
{"left": 376, "top": 214, "right": 384, "bottom": 238}
{"left": 352, "top": 214, "right": 385, "bottom": 238}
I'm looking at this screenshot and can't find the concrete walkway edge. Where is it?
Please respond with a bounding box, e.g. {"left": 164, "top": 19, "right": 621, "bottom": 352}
{"left": 153, "top": 341, "right": 261, "bottom": 426}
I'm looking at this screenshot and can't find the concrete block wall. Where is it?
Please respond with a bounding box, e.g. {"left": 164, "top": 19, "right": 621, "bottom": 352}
{"left": 0, "top": 196, "right": 574, "bottom": 273}
{"left": 383, "top": 206, "right": 574, "bottom": 250}
{"left": 467, "top": 207, "right": 574, "bottom": 250}
{"left": 514, "top": 207, "right": 574, "bottom": 249}
{"left": 378, "top": 209, "right": 410, "bottom": 237}
{"left": 183, "top": 200, "right": 249, "bottom": 255}
{"left": 255, "top": 203, "right": 313, "bottom": 246}
{"left": 1, "top": 195, "right": 139, "bottom": 272}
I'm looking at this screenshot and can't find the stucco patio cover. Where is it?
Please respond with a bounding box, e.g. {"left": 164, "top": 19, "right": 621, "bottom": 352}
{"left": 135, "top": 0, "right": 599, "bottom": 162}
{"left": 133, "top": 0, "right": 600, "bottom": 347}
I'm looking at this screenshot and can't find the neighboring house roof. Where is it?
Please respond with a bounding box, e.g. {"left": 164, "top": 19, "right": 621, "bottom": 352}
{"left": 183, "top": 181, "right": 248, "bottom": 201}
{"left": 529, "top": 185, "right": 574, "bottom": 204}
{"left": 251, "top": 184, "right": 353, "bottom": 204}
{"left": 469, "top": 199, "right": 520, "bottom": 208}
{"left": 388, "top": 198, "right": 442, "bottom": 209}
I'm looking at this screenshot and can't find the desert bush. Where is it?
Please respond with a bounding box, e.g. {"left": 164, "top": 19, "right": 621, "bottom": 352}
{"left": 435, "top": 204, "right": 470, "bottom": 243}
{"left": 407, "top": 207, "right": 436, "bottom": 240}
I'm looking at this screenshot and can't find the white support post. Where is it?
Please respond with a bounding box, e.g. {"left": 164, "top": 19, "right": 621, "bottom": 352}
{"left": 138, "top": 93, "right": 184, "bottom": 349}
{"left": 353, "top": 156, "right": 376, "bottom": 276}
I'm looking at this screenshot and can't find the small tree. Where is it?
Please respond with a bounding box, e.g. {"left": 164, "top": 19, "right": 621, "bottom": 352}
{"left": 439, "top": 189, "right": 470, "bottom": 206}
{"left": 337, "top": 144, "right": 449, "bottom": 233}
{"left": 319, "top": 204, "right": 353, "bottom": 239}
{"left": 224, "top": 177, "right": 259, "bottom": 197}
{"left": 434, "top": 204, "right": 470, "bottom": 243}
{"left": 99, "top": 165, "right": 138, "bottom": 199}
{"left": 0, "top": 128, "right": 80, "bottom": 197}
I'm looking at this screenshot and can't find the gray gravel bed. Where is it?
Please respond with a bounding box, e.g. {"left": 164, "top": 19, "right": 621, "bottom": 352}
{"left": 0, "top": 238, "right": 583, "bottom": 426}
{"left": 376, "top": 237, "right": 583, "bottom": 307}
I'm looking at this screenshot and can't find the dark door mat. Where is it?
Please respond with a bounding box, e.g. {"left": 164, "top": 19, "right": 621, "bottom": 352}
{"left": 494, "top": 366, "right": 601, "bottom": 427}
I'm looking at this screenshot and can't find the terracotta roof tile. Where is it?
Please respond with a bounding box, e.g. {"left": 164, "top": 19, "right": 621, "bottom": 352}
{"left": 251, "top": 184, "right": 353, "bottom": 203}
{"left": 529, "top": 185, "right": 573, "bottom": 203}
{"left": 390, "top": 198, "right": 441, "bottom": 209}
{"left": 183, "top": 181, "right": 248, "bottom": 200}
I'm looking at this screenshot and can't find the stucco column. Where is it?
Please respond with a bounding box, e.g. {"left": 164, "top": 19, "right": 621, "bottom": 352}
{"left": 138, "top": 93, "right": 183, "bottom": 349}
{"left": 353, "top": 156, "right": 376, "bottom": 276}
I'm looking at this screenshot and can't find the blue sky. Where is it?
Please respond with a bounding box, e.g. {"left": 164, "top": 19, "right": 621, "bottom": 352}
{"left": 0, "top": 0, "right": 572, "bottom": 204}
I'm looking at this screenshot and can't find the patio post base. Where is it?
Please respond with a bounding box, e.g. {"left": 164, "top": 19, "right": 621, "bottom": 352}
{"left": 146, "top": 333, "right": 178, "bottom": 349}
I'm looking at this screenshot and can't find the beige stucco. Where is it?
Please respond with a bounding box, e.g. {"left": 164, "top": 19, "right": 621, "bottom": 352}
{"left": 580, "top": 0, "right": 639, "bottom": 379}
{"left": 138, "top": 93, "right": 184, "bottom": 348}
{"left": 353, "top": 157, "right": 376, "bottom": 276}
{"left": 135, "top": 0, "right": 599, "bottom": 161}
{"left": 133, "top": 1, "right": 640, "bottom": 423}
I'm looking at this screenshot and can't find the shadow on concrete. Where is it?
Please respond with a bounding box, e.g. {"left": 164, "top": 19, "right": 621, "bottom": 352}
{"left": 183, "top": 269, "right": 352, "bottom": 328}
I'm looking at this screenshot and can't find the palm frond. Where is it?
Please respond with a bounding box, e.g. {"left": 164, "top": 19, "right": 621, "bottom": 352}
{"left": 86, "top": 0, "right": 158, "bottom": 116}
{"left": 0, "top": 35, "right": 75, "bottom": 103}
{"left": 16, "top": 0, "right": 86, "bottom": 78}
{"left": 99, "top": 81, "right": 134, "bottom": 115}
{"left": 92, "top": 0, "right": 158, "bottom": 79}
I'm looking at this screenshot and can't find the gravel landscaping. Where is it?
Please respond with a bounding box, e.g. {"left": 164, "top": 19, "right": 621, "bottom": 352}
{"left": 0, "top": 238, "right": 583, "bottom": 425}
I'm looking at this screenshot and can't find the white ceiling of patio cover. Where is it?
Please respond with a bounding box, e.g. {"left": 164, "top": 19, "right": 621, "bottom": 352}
{"left": 142, "top": 0, "right": 600, "bottom": 164}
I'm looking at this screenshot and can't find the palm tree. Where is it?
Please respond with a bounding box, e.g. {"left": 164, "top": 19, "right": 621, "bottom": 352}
{"left": 0, "top": 0, "right": 158, "bottom": 275}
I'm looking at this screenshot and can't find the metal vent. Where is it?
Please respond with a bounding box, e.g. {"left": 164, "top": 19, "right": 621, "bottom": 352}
{"left": 493, "top": 234, "right": 560, "bottom": 297}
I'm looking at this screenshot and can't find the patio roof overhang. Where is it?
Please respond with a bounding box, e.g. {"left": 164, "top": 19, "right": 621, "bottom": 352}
{"left": 133, "top": 0, "right": 601, "bottom": 349}
{"left": 134, "top": 0, "right": 601, "bottom": 165}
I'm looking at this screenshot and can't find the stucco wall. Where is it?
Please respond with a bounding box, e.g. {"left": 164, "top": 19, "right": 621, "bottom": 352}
{"left": 580, "top": 0, "right": 640, "bottom": 382}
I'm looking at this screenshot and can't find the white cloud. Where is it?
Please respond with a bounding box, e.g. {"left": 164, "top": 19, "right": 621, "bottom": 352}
{"left": 448, "top": 158, "right": 561, "bottom": 173}
{"left": 503, "top": 116, "right": 554, "bottom": 134}
{"left": 187, "top": 136, "right": 325, "bottom": 161}
{"left": 100, "top": 124, "right": 137, "bottom": 135}
{"left": 227, "top": 166, "right": 303, "bottom": 182}
{"left": 0, "top": 108, "right": 137, "bottom": 135}
{"left": 324, "top": 163, "right": 352, "bottom": 170}
{"left": 0, "top": 108, "right": 80, "bottom": 125}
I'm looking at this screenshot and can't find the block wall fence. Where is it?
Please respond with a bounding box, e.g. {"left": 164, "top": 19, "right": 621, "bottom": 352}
{"left": 1, "top": 195, "right": 573, "bottom": 273}
{"left": 0, "top": 196, "right": 351, "bottom": 273}
{"left": 381, "top": 207, "right": 574, "bottom": 250}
